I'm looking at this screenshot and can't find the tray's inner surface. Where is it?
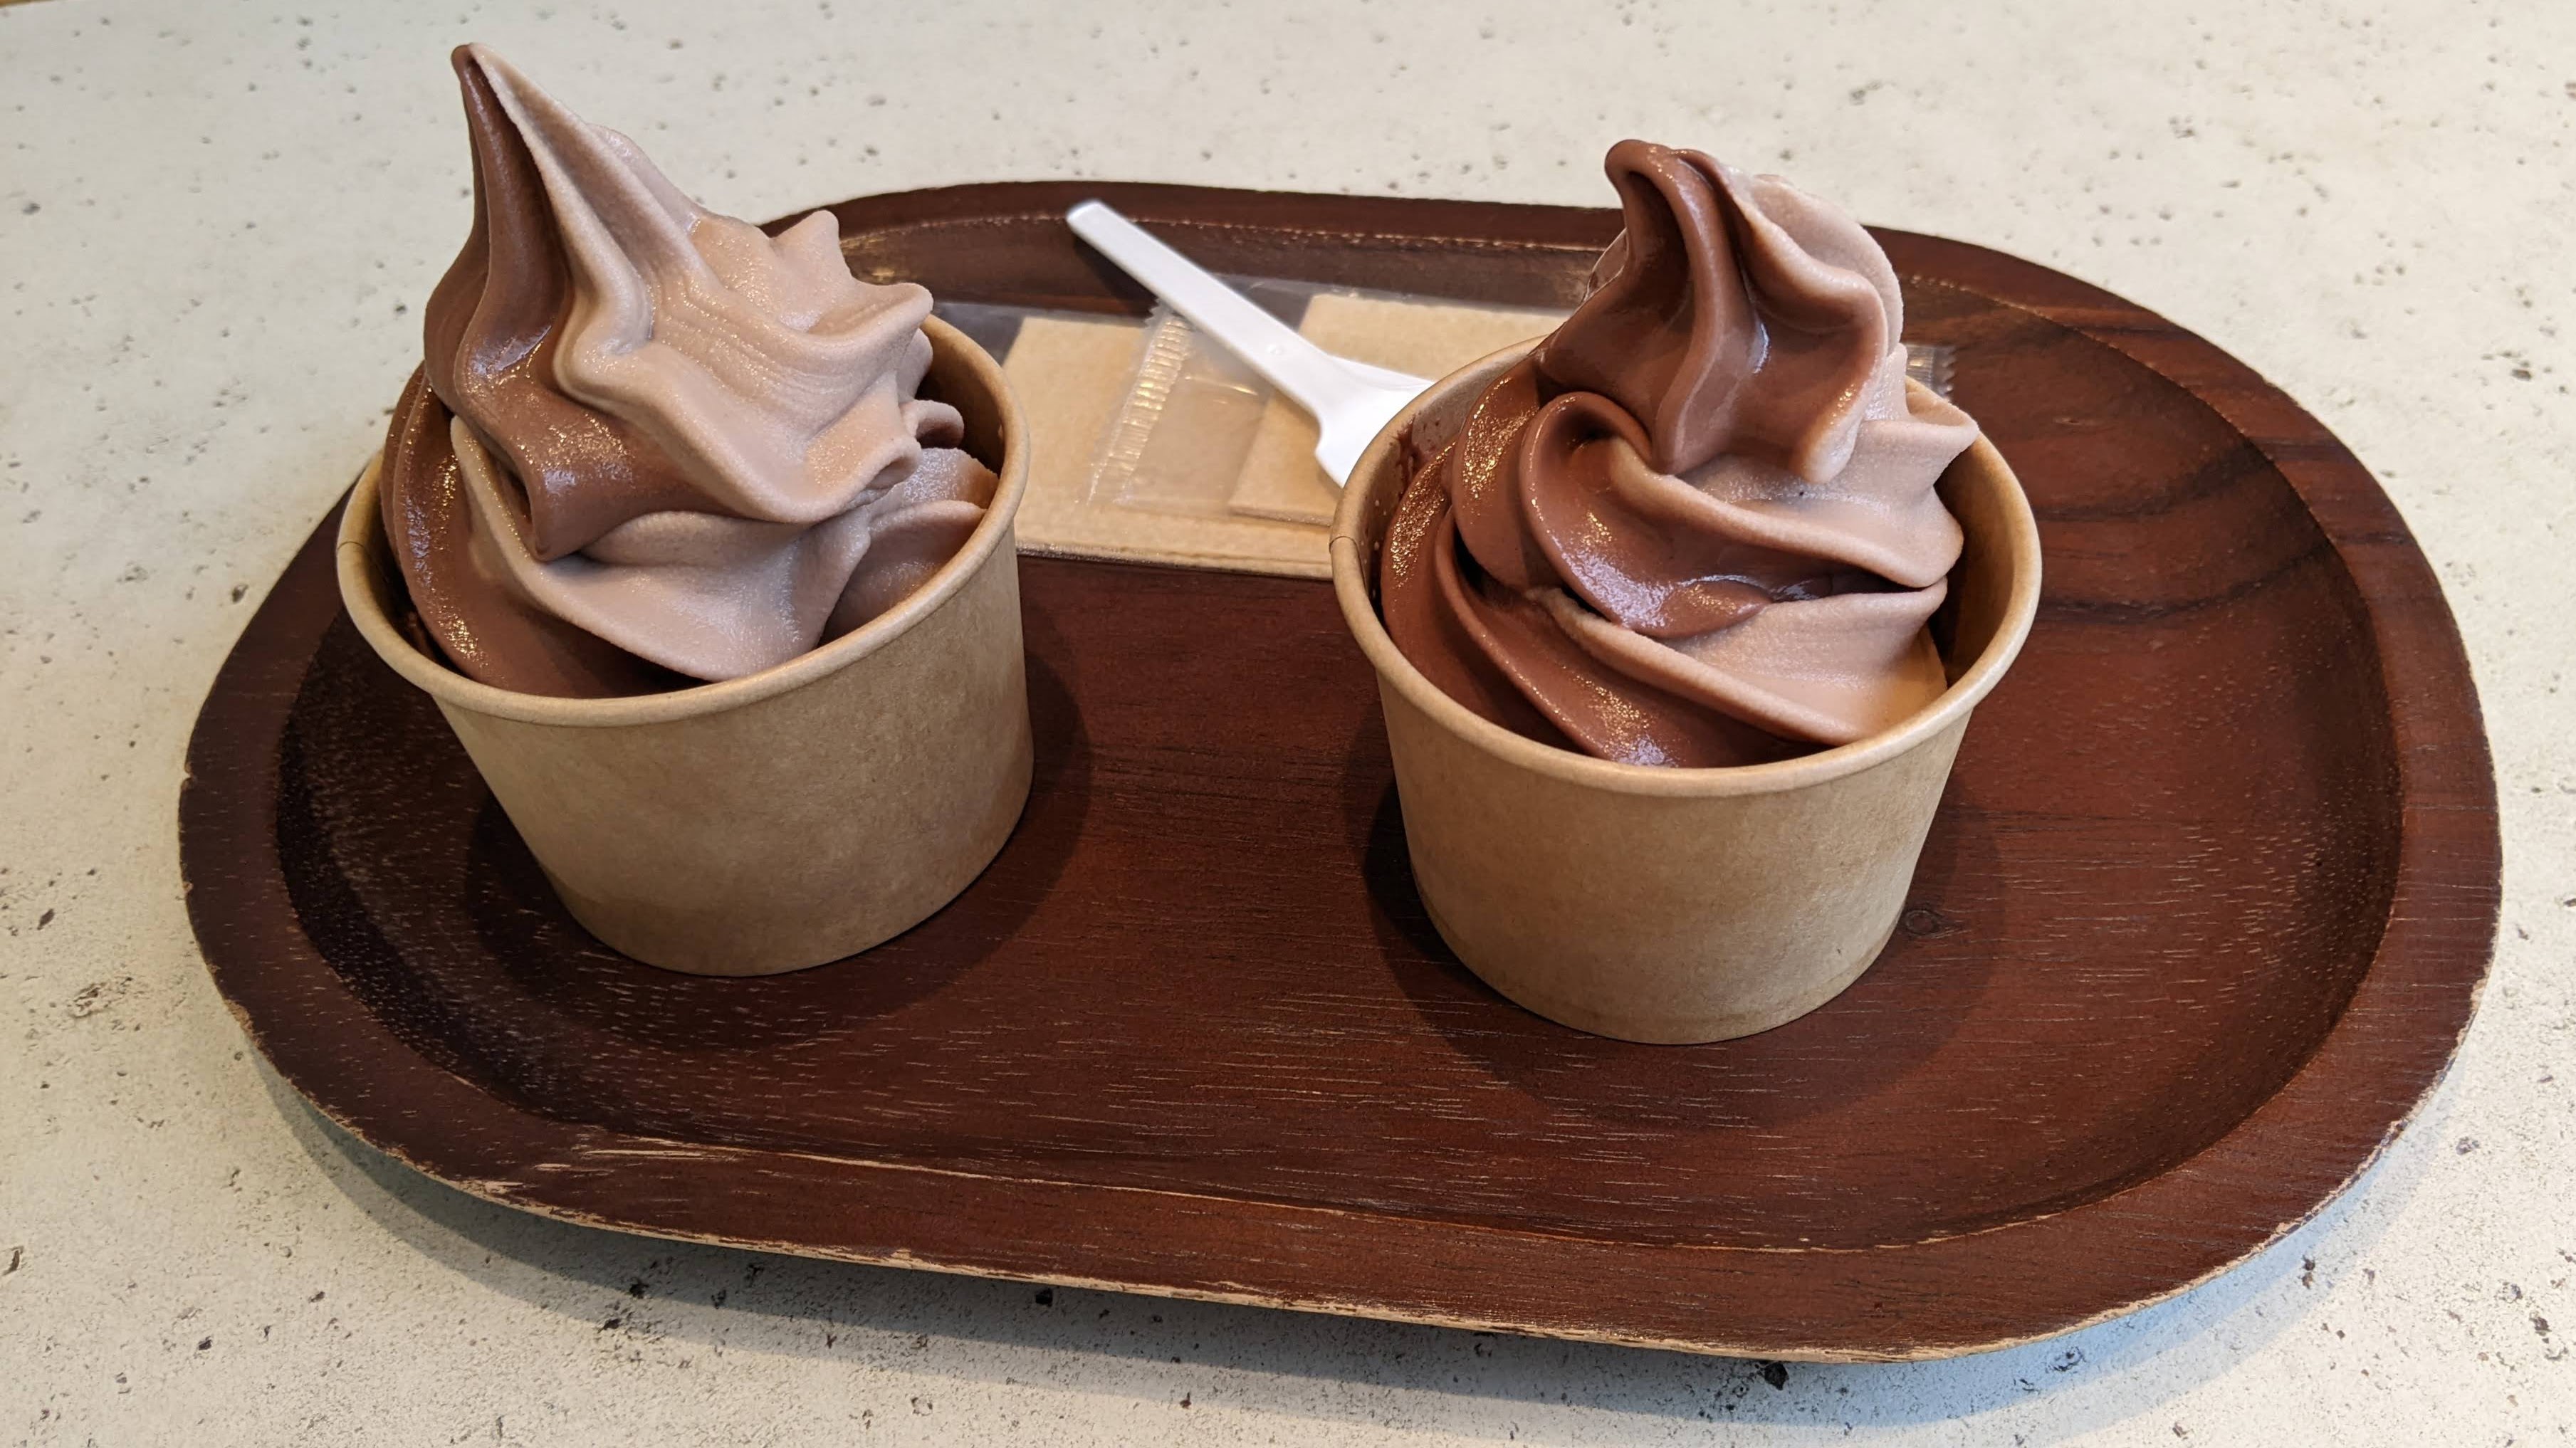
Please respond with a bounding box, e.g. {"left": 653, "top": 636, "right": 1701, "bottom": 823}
{"left": 277, "top": 252, "right": 2400, "bottom": 1251}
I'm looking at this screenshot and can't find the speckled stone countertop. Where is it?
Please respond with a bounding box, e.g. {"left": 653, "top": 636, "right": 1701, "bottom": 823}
{"left": 3, "top": 1, "right": 2570, "bottom": 1442}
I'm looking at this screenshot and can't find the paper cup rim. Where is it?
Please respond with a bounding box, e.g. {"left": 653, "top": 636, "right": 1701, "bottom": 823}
{"left": 1329, "top": 342, "right": 2043, "bottom": 800}
{"left": 336, "top": 315, "right": 1030, "bottom": 729}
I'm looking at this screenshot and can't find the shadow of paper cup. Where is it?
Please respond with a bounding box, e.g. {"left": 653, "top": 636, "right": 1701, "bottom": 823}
{"left": 1330, "top": 345, "right": 2042, "bottom": 1044}
{"left": 337, "top": 317, "right": 1032, "bottom": 977}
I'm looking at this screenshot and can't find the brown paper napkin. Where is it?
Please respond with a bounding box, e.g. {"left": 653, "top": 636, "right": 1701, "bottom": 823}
{"left": 1000, "top": 297, "right": 1560, "bottom": 580}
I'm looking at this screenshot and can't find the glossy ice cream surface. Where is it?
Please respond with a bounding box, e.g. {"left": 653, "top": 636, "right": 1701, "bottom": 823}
{"left": 382, "top": 46, "right": 994, "bottom": 697}
{"left": 1380, "top": 141, "right": 1977, "bottom": 767}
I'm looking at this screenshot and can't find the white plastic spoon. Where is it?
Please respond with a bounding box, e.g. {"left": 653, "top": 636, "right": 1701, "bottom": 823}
{"left": 1066, "top": 200, "right": 1430, "bottom": 487}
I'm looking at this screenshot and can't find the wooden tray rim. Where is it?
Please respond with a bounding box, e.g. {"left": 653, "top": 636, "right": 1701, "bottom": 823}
{"left": 179, "top": 181, "right": 2501, "bottom": 1362}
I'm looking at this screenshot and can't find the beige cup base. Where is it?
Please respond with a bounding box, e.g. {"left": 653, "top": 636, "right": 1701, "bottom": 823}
{"left": 339, "top": 318, "right": 1034, "bottom": 977}
{"left": 1427, "top": 892, "right": 1902, "bottom": 1046}
{"left": 1333, "top": 348, "right": 2042, "bottom": 1045}
{"left": 419, "top": 536, "right": 1032, "bottom": 976}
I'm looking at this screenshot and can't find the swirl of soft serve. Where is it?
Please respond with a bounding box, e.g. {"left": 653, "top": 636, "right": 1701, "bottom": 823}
{"left": 1378, "top": 140, "right": 1977, "bottom": 767}
{"left": 381, "top": 46, "right": 993, "bottom": 696}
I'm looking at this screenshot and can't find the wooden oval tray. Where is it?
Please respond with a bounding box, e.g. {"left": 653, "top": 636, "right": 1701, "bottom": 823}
{"left": 179, "top": 182, "right": 2498, "bottom": 1362}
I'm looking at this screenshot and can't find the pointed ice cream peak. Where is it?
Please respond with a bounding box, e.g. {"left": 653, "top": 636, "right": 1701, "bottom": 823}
{"left": 383, "top": 46, "right": 993, "bottom": 696}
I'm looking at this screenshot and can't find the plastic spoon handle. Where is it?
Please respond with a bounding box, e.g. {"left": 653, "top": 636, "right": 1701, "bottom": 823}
{"left": 1067, "top": 201, "right": 1383, "bottom": 420}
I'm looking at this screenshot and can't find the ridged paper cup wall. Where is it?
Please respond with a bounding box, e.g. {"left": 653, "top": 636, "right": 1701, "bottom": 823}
{"left": 337, "top": 318, "right": 1033, "bottom": 977}
{"left": 1331, "top": 345, "right": 2042, "bottom": 1044}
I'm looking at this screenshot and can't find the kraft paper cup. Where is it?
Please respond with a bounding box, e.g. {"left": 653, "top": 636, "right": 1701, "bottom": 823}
{"left": 1330, "top": 345, "right": 2041, "bottom": 1044}
{"left": 337, "top": 317, "right": 1032, "bottom": 977}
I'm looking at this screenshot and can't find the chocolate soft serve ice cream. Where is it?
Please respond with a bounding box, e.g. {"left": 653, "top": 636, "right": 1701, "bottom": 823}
{"left": 382, "top": 46, "right": 995, "bottom": 697}
{"left": 1379, "top": 141, "right": 1976, "bottom": 767}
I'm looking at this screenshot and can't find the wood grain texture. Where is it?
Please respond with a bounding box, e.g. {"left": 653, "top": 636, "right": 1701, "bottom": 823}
{"left": 179, "top": 184, "right": 2498, "bottom": 1362}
